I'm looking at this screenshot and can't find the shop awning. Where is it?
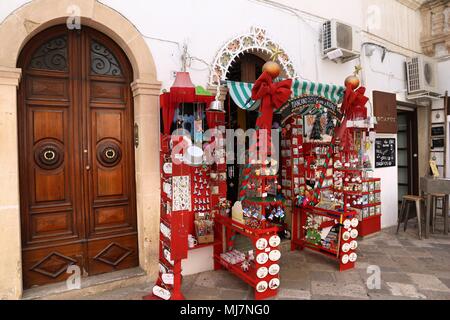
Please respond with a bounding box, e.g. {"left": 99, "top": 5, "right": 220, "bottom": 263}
{"left": 227, "top": 81, "right": 260, "bottom": 111}
{"left": 227, "top": 79, "right": 345, "bottom": 110}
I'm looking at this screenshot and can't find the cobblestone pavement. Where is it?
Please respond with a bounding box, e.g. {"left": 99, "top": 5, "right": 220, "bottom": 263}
{"left": 80, "top": 222, "right": 450, "bottom": 300}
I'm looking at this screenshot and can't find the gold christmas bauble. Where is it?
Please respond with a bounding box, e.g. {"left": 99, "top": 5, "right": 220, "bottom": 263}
{"left": 345, "top": 75, "right": 360, "bottom": 90}
{"left": 263, "top": 61, "right": 281, "bottom": 79}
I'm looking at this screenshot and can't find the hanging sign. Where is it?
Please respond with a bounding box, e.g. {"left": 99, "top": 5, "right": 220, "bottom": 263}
{"left": 276, "top": 95, "right": 342, "bottom": 126}
{"left": 375, "top": 138, "right": 396, "bottom": 168}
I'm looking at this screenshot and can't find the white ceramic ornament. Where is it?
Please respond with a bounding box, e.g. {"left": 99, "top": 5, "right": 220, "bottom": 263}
{"left": 269, "top": 264, "right": 280, "bottom": 275}
{"left": 341, "top": 254, "right": 349, "bottom": 264}
{"left": 350, "top": 228, "right": 358, "bottom": 239}
{"left": 349, "top": 252, "right": 357, "bottom": 262}
{"left": 257, "top": 267, "right": 269, "bottom": 279}
{"left": 351, "top": 218, "right": 359, "bottom": 228}
{"left": 256, "top": 281, "right": 268, "bottom": 293}
{"left": 342, "top": 231, "right": 350, "bottom": 241}
{"left": 256, "top": 238, "right": 268, "bottom": 250}
{"left": 343, "top": 219, "right": 351, "bottom": 229}
{"left": 269, "top": 278, "right": 280, "bottom": 290}
{"left": 269, "top": 250, "right": 281, "bottom": 262}
{"left": 350, "top": 240, "right": 358, "bottom": 250}
{"left": 256, "top": 252, "right": 269, "bottom": 265}
{"left": 269, "top": 235, "right": 281, "bottom": 247}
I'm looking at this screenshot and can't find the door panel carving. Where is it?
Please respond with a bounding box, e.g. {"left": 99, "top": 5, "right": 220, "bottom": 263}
{"left": 18, "top": 25, "right": 138, "bottom": 289}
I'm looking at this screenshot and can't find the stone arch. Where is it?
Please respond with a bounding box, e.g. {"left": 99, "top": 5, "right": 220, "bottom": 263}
{"left": 0, "top": 0, "right": 159, "bottom": 84}
{"left": 209, "top": 26, "right": 297, "bottom": 85}
{"left": 0, "top": 0, "right": 161, "bottom": 299}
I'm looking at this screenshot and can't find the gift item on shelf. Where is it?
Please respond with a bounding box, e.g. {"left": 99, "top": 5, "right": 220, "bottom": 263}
{"left": 192, "top": 165, "right": 214, "bottom": 244}
{"left": 214, "top": 214, "right": 281, "bottom": 300}
{"left": 291, "top": 205, "right": 358, "bottom": 271}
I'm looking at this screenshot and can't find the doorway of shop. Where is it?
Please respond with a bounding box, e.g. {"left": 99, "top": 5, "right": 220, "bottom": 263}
{"left": 397, "top": 104, "right": 419, "bottom": 206}
{"left": 225, "top": 53, "right": 266, "bottom": 203}
{"left": 17, "top": 25, "right": 139, "bottom": 289}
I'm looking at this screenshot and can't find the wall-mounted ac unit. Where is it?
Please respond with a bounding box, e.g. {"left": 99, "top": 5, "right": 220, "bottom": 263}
{"left": 406, "top": 56, "right": 440, "bottom": 99}
{"left": 322, "top": 19, "right": 360, "bottom": 62}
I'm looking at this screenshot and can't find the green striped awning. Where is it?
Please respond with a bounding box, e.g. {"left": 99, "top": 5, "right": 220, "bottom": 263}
{"left": 227, "top": 81, "right": 260, "bottom": 111}
{"left": 227, "top": 79, "right": 345, "bottom": 110}
{"left": 291, "top": 80, "right": 345, "bottom": 104}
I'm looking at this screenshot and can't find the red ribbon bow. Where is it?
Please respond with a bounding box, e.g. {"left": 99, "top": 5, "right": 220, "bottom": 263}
{"left": 341, "top": 84, "right": 369, "bottom": 121}
{"left": 251, "top": 72, "right": 292, "bottom": 130}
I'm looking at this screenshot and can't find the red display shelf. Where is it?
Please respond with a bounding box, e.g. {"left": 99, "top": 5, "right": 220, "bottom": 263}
{"left": 215, "top": 215, "right": 279, "bottom": 239}
{"left": 291, "top": 206, "right": 357, "bottom": 271}
{"left": 213, "top": 254, "right": 258, "bottom": 287}
{"left": 214, "top": 215, "right": 280, "bottom": 300}
{"left": 352, "top": 202, "right": 381, "bottom": 209}
{"left": 189, "top": 240, "right": 221, "bottom": 251}
{"left": 358, "top": 214, "right": 381, "bottom": 237}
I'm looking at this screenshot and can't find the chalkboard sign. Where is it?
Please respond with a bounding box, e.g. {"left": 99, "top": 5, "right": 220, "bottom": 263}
{"left": 375, "top": 138, "right": 396, "bottom": 168}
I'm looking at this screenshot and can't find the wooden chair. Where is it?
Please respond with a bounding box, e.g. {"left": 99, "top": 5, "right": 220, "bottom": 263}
{"left": 397, "top": 195, "right": 423, "bottom": 240}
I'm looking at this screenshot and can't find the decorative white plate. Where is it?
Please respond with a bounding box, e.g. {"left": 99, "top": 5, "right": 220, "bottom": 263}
{"left": 256, "top": 238, "right": 268, "bottom": 250}
{"left": 351, "top": 218, "right": 359, "bottom": 228}
{"left": 256, "top": 252, "right": 269, "bottom": 265}
{"left": 163, "top": 162, "right": 172, "bottom": 174}
{"left": 269, "top": 235, "right": 281, "bottom": 247}
{"left": 350, "top": 240, "right": 358, "bottom": 250}
{"left": 343, "top": 219, "right": 351, "bottom": 229}
{"left": 256, "top": 281, "right": 268, "bottom": 293}
{"left": 350, "top": 228, "right": 358, "bottom": 239}
{"left": 342, "top": 243, "right": 350, "bottom": 253}
{"left": 341, "top": 254, "right": 349, "bottom": 264}
{"left": 257, "top": 267, "right": 268, "bottom": 279}
{"left": 349, "top": 252, "right": 357, "bottom": 262}
{"left": 269, "top": 278, "right": 280, "bottom": 290}
{"left": 269, "top": 250, "right": 281, "bottom": 262}
{"left": 342, "top": 231, "right": 350, "bottom": 241}
{"left": 269, "top": 264, "right": 280, "bottom": 276}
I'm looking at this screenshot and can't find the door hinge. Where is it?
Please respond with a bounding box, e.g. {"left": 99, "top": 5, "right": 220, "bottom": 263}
{"left": 134, "top": 123, "right": 139, "bottom": 148}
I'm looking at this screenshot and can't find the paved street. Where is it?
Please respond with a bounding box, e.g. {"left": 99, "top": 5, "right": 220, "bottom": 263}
{"left": 74, "top": 220, "right": 450, "bottom": 300}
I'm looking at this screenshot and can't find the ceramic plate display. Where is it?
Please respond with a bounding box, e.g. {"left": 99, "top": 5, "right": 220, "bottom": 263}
{"left": 256, "top": 281, "right": 268, "bottom": 293}
{"left": 343, "top": 219, "right": 351, "bottom": 229}
{"left": 342, "top": 231, "right": 350, "bottom": 241}
{"left": 269, "top": 264, "right": 280, "bottom": 276}
{"left": 269, "top": 278, "right": 280, "bottom": 290}
{"left": 256, "top": 238, "right": 268, "bottom": 250}
{"left": 269, "top": 249, "right": 281, "bottom": 262}
{"left": 256, "top": 252, "right": 269, "bottom": 265}
{"left": 153, "top": 285, "right": 171, "bottom": 300}
{"left": 349, "top": 252, "right": 357, "bottom": 262}
{"left": 350, "top": 240, "right": 358, "bottom": 250}
{"left": 341, "top": 254, "right": 349, "bottom": 264}
{"left": 256, "top": 267, "right": 268, "bottom": 279}
{"left": 350, "top": 228, "right": 358, "bottom": 239}
{"left": 351, "top": 218, "right": 359, "bottom": 228}
{"left": 163, "top": 162, "right": 172, "bottom": 174}
{"left": 342, "top": 243, "right": 350, "bottom": 253}
{"left": 269, "top": 235, "right": 281, "bottom": 247}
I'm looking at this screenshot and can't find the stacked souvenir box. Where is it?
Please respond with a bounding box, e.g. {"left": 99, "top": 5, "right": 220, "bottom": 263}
{"left": 280, "top": 116, "right": 306, "bottom": 206}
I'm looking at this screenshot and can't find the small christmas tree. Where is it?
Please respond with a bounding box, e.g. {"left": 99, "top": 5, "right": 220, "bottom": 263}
{"left": 309, "top": 114, "right": 323, "bottom": 141}
{"left": 325, "top": 113, "right": 334, "bottom": 135}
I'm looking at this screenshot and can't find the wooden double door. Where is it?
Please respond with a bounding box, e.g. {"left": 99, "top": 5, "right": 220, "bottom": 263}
{"left": 18, "top": 26, "right": 138, "bottom": 289}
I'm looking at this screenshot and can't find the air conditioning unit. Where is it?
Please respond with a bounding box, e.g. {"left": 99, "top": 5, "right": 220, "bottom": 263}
{"left": 322, "top": 19, "right": 360, "bottom": 62}
{"left": 406, "top": 56, "right": 440, "bottom": 99}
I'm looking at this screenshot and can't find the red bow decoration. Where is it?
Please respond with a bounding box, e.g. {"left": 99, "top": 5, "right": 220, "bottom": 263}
{"left": 335, "top": 84, "right": 369, "bottom": 153}
{"left": 251, "top": 72, "right": 292, "bottom": 130}
{"left": 341, "top": 84, "right": 369, "bottom": 121}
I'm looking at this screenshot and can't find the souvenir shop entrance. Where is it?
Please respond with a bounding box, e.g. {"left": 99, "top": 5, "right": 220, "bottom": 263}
{"left": 151, "top": 56, "right": 383, "bottom": 300}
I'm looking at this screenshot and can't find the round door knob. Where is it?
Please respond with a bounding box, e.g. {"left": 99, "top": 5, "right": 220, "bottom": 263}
{"left": 86, "top": 165, "right": 91, "bottom": 170}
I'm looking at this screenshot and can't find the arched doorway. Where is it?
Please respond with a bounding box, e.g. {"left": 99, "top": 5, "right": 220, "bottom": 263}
{"left": 225, "top": 52, "right": 267, "bottom": 203}
{"left": 17, "top": 25, "right": 138, "bottom": 289}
